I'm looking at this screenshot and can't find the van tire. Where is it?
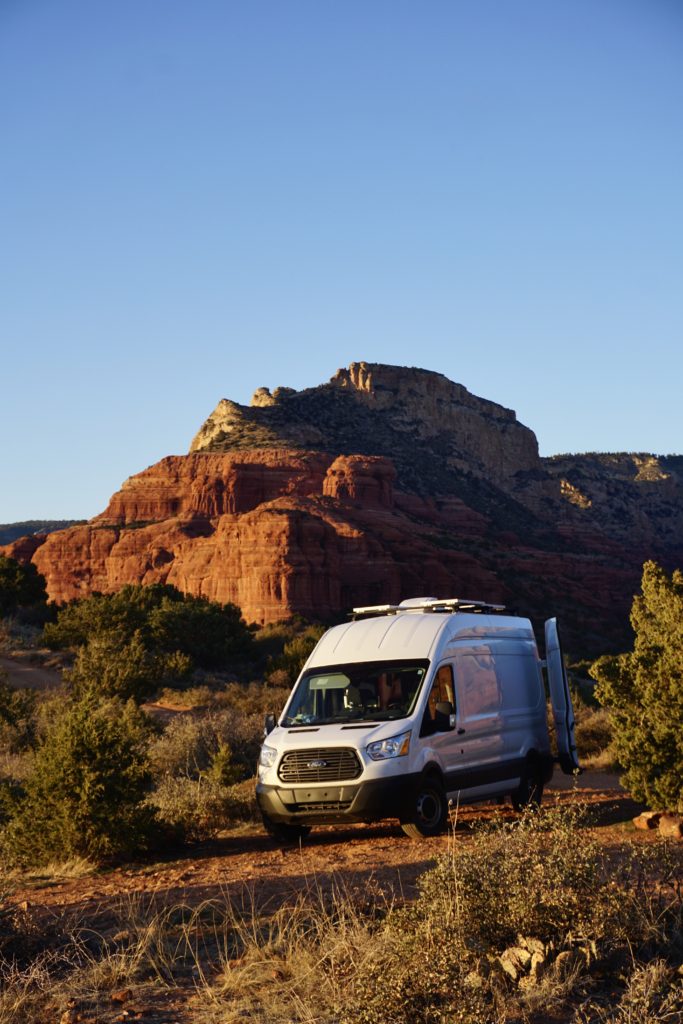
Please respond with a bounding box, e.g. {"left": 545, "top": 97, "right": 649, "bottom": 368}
{"left": 511, "top": 761, "right": 544, "bottom": 812}
{"left": 262, "top": 814, "right": 312, "bottom": 843}
{"left": 400, "top": 776, "right": 448, "bottom": 838}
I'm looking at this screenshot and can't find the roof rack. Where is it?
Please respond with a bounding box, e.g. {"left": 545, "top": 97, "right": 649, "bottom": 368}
{"left": 351, "top": 598, "right": 506, "bottom": 619}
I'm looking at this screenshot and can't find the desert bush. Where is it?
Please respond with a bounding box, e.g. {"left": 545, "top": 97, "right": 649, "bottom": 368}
{"left": 0, "top": 678, "right": 37, "bottom": 753}
{"left": 219, "top": 679, "right": 291, "bottom": 715}
{"left": 340, "top": 808, "right": 597, "bottom": 1024}
{"left": 146, "top": 708, "right": 261, "bottom": 839}
{"left": 147, "top": 708, "right": 260, "bottom": 782}
{"left": 341, "top": 808, "right": 683, "bottom": 1024}
{"left": 154, "top": 676, "right": 292, "bottom": 716}
{"left": 419, "top": 805, "right": 604, "bottom": 949}
{"left": 573, "top": 704, "right": 614, "bottom": 762}
{"left": 591, "top": 561, "right": 683, "bottom": 812}
{"left": 1, "top": 692, "right": 155, "bottom": 866}
{"left": 266, "top": 623, "right": 326, "bottom": 684}
{"left": 0, "top": 556, "right": 47, "bottom": 617}
{"left": 43, "top": 583, "right": 253, "bottom": 670}
{"left": 577, "top": 960, "right": 683, "bottom": 1023}
{"left": 148, "top": 772, "right": 255, "bottom": 841}
{"left": 66, "top": 630, "right": 192, "bottom": 703}
{"left": 153, "top": 683, "right": 215, "bottom": 708}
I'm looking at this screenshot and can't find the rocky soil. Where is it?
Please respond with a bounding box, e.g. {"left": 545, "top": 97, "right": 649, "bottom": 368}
{"left": 6, "top": 775, "right": 656, "bottom": 1023}
{"left": 11, "top": 773, "right": 644, "bottom": 918}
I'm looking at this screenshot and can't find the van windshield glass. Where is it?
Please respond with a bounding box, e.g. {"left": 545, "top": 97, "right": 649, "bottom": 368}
{"left": 282, "top": 660, "right": 430, "bottom": 726}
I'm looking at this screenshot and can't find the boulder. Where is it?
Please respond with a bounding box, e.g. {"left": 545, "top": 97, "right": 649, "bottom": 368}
{"left": 659, "top": 815, "right": 683, "bottom": 840}
{"left": 633, "top": 811, "right": 663, "bottom": 830}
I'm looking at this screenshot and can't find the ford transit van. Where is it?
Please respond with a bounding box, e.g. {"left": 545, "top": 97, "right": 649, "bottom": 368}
{"left": 256, "top": 598, "right": 579, "bottom": 841}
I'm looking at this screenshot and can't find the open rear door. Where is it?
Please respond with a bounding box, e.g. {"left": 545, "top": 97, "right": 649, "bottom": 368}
{"left": 545, "top": 618, "right": 580, "bottom": 775}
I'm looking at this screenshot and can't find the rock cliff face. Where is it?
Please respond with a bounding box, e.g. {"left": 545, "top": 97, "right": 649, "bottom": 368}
{"left": 545, "top": 453, "right": 683, "bottom": 560}
{"left": 3, "top": 363, "right": 681, "bottom": 656}
{"left": 190, "top": 362, "right": 541, "bottom": 492}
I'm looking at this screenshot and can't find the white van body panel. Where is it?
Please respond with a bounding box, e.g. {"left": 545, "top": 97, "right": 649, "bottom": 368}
{"left": 306, "top": 612, "right": 537, "bottom": 672}
{"left": 545, "top": 617, "right": 580, "bottom": 774}
{"left": 257, "top": 602, "right": 578, "bottom": 836}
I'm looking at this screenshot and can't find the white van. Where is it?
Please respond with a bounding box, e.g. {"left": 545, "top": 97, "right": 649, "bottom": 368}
{"left": 256, "top": 598, "right": 579, "bottom": 841}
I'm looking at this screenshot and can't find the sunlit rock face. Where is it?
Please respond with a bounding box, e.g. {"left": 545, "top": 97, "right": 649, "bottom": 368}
{"left": 3, "top": 363, "right": 681, "bottom": 656}
{"left": 191, "top": 361, "right": 541, "bottom": 490}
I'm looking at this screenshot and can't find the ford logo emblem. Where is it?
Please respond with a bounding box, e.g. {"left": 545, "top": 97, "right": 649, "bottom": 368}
{"left": 307, "top": 759, "right": 327, "bottom": 768}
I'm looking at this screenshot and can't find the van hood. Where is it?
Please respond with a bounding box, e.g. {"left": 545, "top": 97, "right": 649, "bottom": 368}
{"left": 267, "top": 720, "right": 405, "bottom": 751}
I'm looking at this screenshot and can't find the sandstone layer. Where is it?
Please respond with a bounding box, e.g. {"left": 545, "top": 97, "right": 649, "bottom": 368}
{"left": 4, "top": 363, "right": 681, "bottom": 657}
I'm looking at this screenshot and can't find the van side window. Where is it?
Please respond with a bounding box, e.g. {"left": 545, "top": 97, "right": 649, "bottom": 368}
{"left": 495, "top": 654, "right": 544, "bottom": 711}
{"left": 421, "top": 664, "right": 455, "bottom": 735}
{"left": 458, "top": 654, "right": 501, "bottom": 718}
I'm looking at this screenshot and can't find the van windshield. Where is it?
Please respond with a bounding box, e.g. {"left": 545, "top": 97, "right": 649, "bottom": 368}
{"left": 282, "top": 660, "right": 430, "bottom": 726}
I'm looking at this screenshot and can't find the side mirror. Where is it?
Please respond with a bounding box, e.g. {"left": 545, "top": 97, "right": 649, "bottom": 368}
{"left": 435, "top": 701, "right": 456, "bottom": 732}
{"left": 264, "top": 712, "right": 276, "bottom": 736}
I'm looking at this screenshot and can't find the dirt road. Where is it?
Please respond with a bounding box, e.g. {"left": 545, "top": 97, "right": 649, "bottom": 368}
{"left": 10, "top": 773, "right": 644, "bottom": 921}
{"left": 0, "top": 652, "right": 63, "bottom": 690}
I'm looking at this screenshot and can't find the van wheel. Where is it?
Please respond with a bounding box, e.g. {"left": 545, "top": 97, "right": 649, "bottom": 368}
{"left": 400, "top": 777, "right": 448, "bottom": 838}
{"left": 262, "top": 814, "right": 312, "bottom": 843}
{"left": 511, "top": 763, "right": 544, "bottom": 812}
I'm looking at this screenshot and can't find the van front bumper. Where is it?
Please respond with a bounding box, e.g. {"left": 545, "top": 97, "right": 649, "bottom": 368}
{"left": 256, "top": 774, "right": 420, "bottom": 826}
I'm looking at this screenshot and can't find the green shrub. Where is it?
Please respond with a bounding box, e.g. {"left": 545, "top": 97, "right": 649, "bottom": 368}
{"left": 1, "top": 692, "right": 154, "bottom": 866}
{"left": 44, "top": 584, "right": 253, "bottom": 670}
{"left": 0, "top": 556, "right": 47, "bottom": 617}
{"left": 43, "top": 584, "right": 176, "bottom": 649}
{"left": 146, "top": 710, "right": 260, "bottom": 841}
{"left": 267, "top": 625, "right": 325, "bottom": 685}
{"left": 147, "top": 595, "right": 253, "bottom": 667}
{"left": 573, "top": 704, "right": 613, "bottom": 761}
{"left": 591, "top": 561, "right": 683, "bottom": 812}
{"left": 342, "top": 807, "right": 683, "bottom": 1024}
{"left": 147, "top": 772, "right": 254, "bottom": 842}
{"left": 0, "top": 778, "right": 22, "bottom": 827}
{"left": 66, "top": 630, "right": 192, "bottom": 702}
{"left": 148, "top": 708, "right": 260, "bottom": 785}
{"left": 0, "top": 678, "right": 37, "bottom": 753}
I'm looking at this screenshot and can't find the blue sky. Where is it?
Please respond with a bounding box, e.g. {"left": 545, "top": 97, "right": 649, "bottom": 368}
{"left": 2, "top": 0, "right": 681, "bottom": 521}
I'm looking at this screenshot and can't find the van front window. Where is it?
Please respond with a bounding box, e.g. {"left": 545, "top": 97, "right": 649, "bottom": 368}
{"left": 282, "top": 660, "right": 429, "bottom": 726}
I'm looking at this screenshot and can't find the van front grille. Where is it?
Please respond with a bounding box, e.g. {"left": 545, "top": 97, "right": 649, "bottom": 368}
{"left": 289, "top": 801, "right": 354, "bottom": 812}
{"left": 278, "top": 748, "right": 362, "bottom": 783}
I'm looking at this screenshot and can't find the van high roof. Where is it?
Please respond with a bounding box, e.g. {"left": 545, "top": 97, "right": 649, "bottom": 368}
{"left": 308, "top": 598, "right": 534, "bottom": 668}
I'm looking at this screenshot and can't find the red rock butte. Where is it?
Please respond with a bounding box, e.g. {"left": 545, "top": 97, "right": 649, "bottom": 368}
{"left": 4, "top": 363, "right": 682, "bottom": 655}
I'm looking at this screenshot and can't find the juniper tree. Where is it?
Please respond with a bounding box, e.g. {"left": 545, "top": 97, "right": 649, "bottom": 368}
{"left": 2, "top": 691, "right": 154, "bottom": 865}
{"left": 590, "top": 561, "right": 683, "bottom": 812}
{"left": 0, "top": 555, "right": 47, "bottom": 616}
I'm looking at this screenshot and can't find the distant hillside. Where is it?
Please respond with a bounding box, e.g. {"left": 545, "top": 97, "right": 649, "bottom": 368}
{"left": 0, "top": 521, "right": 84, "bottom": 546}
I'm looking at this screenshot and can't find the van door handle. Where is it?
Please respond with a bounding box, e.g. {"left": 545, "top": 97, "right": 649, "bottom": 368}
{"left": 457, "top": 728, "right": 466, "bottom": 735}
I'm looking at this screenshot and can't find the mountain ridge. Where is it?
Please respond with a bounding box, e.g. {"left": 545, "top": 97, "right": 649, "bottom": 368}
{"left": 2, "top": 363, "right": 680, "bottom": 657}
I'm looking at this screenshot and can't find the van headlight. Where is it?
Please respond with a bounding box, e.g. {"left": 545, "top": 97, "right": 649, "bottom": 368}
{"left": 259, "top": 744, "right": 278, "bottom": 769}
{"left": 367, "top": 730, "right": 411, "bottom": 761}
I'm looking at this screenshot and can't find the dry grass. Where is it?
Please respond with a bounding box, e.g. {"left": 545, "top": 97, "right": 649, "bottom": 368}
{"left": 574, "top": 703, "right": 620, "bottom": 771}
{"left": 195, "top": 884, "right": 392, "bottom": 1024}
{"left": 0, "top": 808, "right": 681, "bottom": 1024}
{"left": 9, "top": 855, "right": 96, "bottom": 885}
{"left": 582, "top": 745, "right": 621, "bottom": 773}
